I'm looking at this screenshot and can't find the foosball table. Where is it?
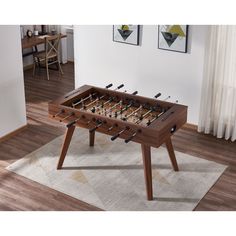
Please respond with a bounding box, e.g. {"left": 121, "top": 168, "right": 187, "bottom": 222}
{"left": 48, "top": 84, "right": 187, "bottom": 200}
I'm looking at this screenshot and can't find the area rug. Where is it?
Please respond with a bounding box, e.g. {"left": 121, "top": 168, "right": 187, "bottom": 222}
{"left": 6, "top": 129, "right": 226, "bottom": 211}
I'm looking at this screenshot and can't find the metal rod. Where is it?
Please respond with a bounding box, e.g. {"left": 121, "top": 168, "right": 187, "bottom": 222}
{"left": 135, "top": 108, "right": 154, "bottom": 124}
{"left": 107, "top": 123, "right": 118, "bottom": 132}
{"left": 163, "top": 95, "right": 171, "bottom": 101}
{"left": 89, "top": 121, "right": 104, "bottom": 133}
{"left": 87, "top": 120, "right": 93, "bottom": 125}
{"left": 117, "top": 102, "right": 133, "bottom": 116}
{"left": 72, "top": 93, "right": 96, "bottom": 107}
{"left": 85, "top": 96, "right": 104, "bottom": 108}
{"left": 141, "top": 108, "right": 153, "bottom": 119}
{"left": 72, "top": 83, "right": 113, "bottom": 107}
{"left": 125, "top": 132, "right": 137, "bottom": 143}
{"left": 66, "top": 116, "right": 82, "bottom": 128}
{"left": 146, "top": 111, "right": 165, "bottom": 126}
{"left": 93, "top": 85, "right": 122, "bottom": 109}
{"left": 107, "top": 90, "right": 137, "bottom": 115}
{"left": 53, "top": 109, "right": 65, "bottom": 118}
{"left": 108, "top": 100, "right": 122, "bottom": 112}
{"left": 94, "top": 96, "right": 115, "bottom": 112}
{"left": 124, "top": 129, "right": 141, "bottom": 143}
{"left": 60, "top": 112, "right": 74, "bottom": 122}
{"left": 124, "top": 105, "right": 143, "bottom": 120}
{"left": 111, "top": 127, "right": 128, "bottom": 141}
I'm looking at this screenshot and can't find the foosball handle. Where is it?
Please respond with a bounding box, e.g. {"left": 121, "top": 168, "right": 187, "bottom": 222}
{"left": 89, "top": 120, "right": 104, "bottom": 133}
{"left": 132, "top": 91, "right": 138, "bottom": 95}
{"left": 125, "top": 130, "right": 141, "bottom": 143}
{"left": 154, "top": 93, "right": 161, "bottom": 98}
{"left": 105, "top": 83, "right": 113, "bottom": 89}
{"left": 124, "top": 135, "right": 135, "bottom": 143}
{"left": 111, "top": 133, "right": 120, "bottom": 141}
{"left": 67, "top": 120, "right": 76, "bottom": 128}
{"left": 117, "top": 84, "right": 124, "bottom": 89}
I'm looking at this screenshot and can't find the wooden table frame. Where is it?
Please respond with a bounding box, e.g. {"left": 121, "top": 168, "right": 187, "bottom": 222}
{"left": 49, "top": 85, "right": 188, "bottom": 201}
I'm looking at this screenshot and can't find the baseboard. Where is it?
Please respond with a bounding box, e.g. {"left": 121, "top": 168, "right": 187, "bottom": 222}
{"left": 183, "top": 123, "right": 198, "bottom": 131}
{"left": 67, "top": 60, "right": 74, "bottom": 64}
{"left": 0, "top": 124, "right": 28, "bottom": 143}
{"left": 23, "top": 64, "right": 34, "bottom": 71}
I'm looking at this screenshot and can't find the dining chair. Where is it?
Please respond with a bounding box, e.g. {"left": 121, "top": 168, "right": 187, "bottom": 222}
{"left": 33, "top": 34, "right": 64, "bottom": 80}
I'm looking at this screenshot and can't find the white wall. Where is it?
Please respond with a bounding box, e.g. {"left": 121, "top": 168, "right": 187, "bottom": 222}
{"left": 0, "top": 25, "right": 27, "bottom": 138}
{"left": 74, "top": 25, "right": 208, "bottom": 124}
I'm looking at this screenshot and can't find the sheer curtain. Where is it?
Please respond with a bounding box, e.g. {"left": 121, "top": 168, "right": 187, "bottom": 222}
{"left": 198, "top": 25, "right": 236, "bottom": 142}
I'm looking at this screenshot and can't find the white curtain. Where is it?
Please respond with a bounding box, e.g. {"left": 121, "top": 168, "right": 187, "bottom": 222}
{"left": 198, "top": 25, "right": 236, "bottom": 141}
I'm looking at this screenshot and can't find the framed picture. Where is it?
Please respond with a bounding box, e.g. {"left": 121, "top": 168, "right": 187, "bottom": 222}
{"left": 158, "top": 25, "right": 188, "bottom": 53}
{"left": 113, "top": 25, "right": 140, "bottom": 46}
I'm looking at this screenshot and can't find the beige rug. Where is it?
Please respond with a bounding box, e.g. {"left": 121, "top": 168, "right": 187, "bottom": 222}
{"left": 6, "top": 129, "right": 226, "bottom": 211}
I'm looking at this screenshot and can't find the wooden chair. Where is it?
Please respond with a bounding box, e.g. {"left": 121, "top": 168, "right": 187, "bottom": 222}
{"left": 33, "top": 34, "right": 64, "bottom": 80}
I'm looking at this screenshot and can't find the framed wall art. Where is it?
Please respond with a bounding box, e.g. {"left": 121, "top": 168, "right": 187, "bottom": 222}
{"left": 113, "top": 25, "right": 140, "bottom": 46}
{"left": 158, "top": 25, "right": 188, "bottom": 53}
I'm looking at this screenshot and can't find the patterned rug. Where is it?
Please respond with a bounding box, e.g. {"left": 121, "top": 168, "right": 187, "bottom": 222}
{"left": 6, "top": 129, "right": 226, "bottom": 210}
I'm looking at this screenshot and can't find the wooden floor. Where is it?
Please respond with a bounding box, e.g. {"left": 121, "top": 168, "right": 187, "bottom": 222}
{"left": 0, "top": 63, "right": 236, "bottom": 210}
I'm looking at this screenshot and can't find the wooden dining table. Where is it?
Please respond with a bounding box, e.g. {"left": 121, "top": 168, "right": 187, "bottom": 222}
{"left": 21, "top": 34, "right": 67, "bottom": 57}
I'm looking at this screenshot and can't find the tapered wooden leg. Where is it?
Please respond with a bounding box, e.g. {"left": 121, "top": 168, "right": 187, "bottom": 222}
{"left": 165, "top": 138, "right": 179, "bottom": 171}
{"left": 58, "top": 60, "right": 64, "bottom": 75}
{"left": 33, "top": 61, "right": 36, "bottom": 76}
{"left": 89, "top": 131, "right": 95, "bottom": 147}
{"left": 57, "top": 125, "right": 76, "bottom": 169}
{"left": 46, "top": 62, "right": 50, "bottom": 80}
{"left": 141, "top": 144, "right": 153, "bottom": 200}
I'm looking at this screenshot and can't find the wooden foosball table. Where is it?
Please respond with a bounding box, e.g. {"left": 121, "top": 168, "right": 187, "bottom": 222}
{"left": 48, "top": 84, "right": 187, "bottom": 200}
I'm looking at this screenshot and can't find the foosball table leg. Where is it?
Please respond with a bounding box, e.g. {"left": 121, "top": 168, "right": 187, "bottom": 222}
{"left": 89, "top": 130, "right": 95, "bottom": 147}
{"left": 141, "top": 144, "right": 153, "bottom": 201}
{"left": 57, "top": 125, "right": 76, "bottom": 169}
{"left": 165, "top": 138, "right": 179, "bottom": 171}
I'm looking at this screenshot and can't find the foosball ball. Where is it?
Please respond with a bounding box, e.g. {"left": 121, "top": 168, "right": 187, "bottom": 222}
{"left": 48, "top": 84, "right": 187, "bottom": 200}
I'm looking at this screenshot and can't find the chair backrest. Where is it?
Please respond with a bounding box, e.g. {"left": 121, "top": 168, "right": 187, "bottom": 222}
{"left": 44, "top": 34, "right": 62, "bottom": 58}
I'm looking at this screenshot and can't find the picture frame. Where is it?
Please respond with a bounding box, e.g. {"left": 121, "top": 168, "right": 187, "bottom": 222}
{"left": 158, "top": 25, "right": 188, "bottom": 53}
{"left": 113, "top": 25, "right": 140, "bottom": 46}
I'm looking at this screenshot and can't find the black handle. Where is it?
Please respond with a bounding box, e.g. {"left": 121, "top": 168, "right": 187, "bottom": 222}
{"left": 67, "top": 120, "right": 76, "bottom": 128}
{"left": 53, "top": 109, "right": 64, "bottom": 118}
{"left": 89, "top": 121, "right": 103, "bottom": 133}
{"left": 105, "top": 83, "right": 113, "bottom": 89}
{"left": 125, "top": 129, "right": 141, "bottom": 143}
{"left": 117, "top": 84, "right": 124, "bottom": 89}
{"left": 111, "top": 133, "right": 120, "bottom": 141}
{"left": 132, "top": 91, "right": 138, "bottom": 95}
{"left": 125, "top": 134, "right": 135, "bottom": 143}
{"left": 154, "top": 93, "right": 161, "bottom": 98}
